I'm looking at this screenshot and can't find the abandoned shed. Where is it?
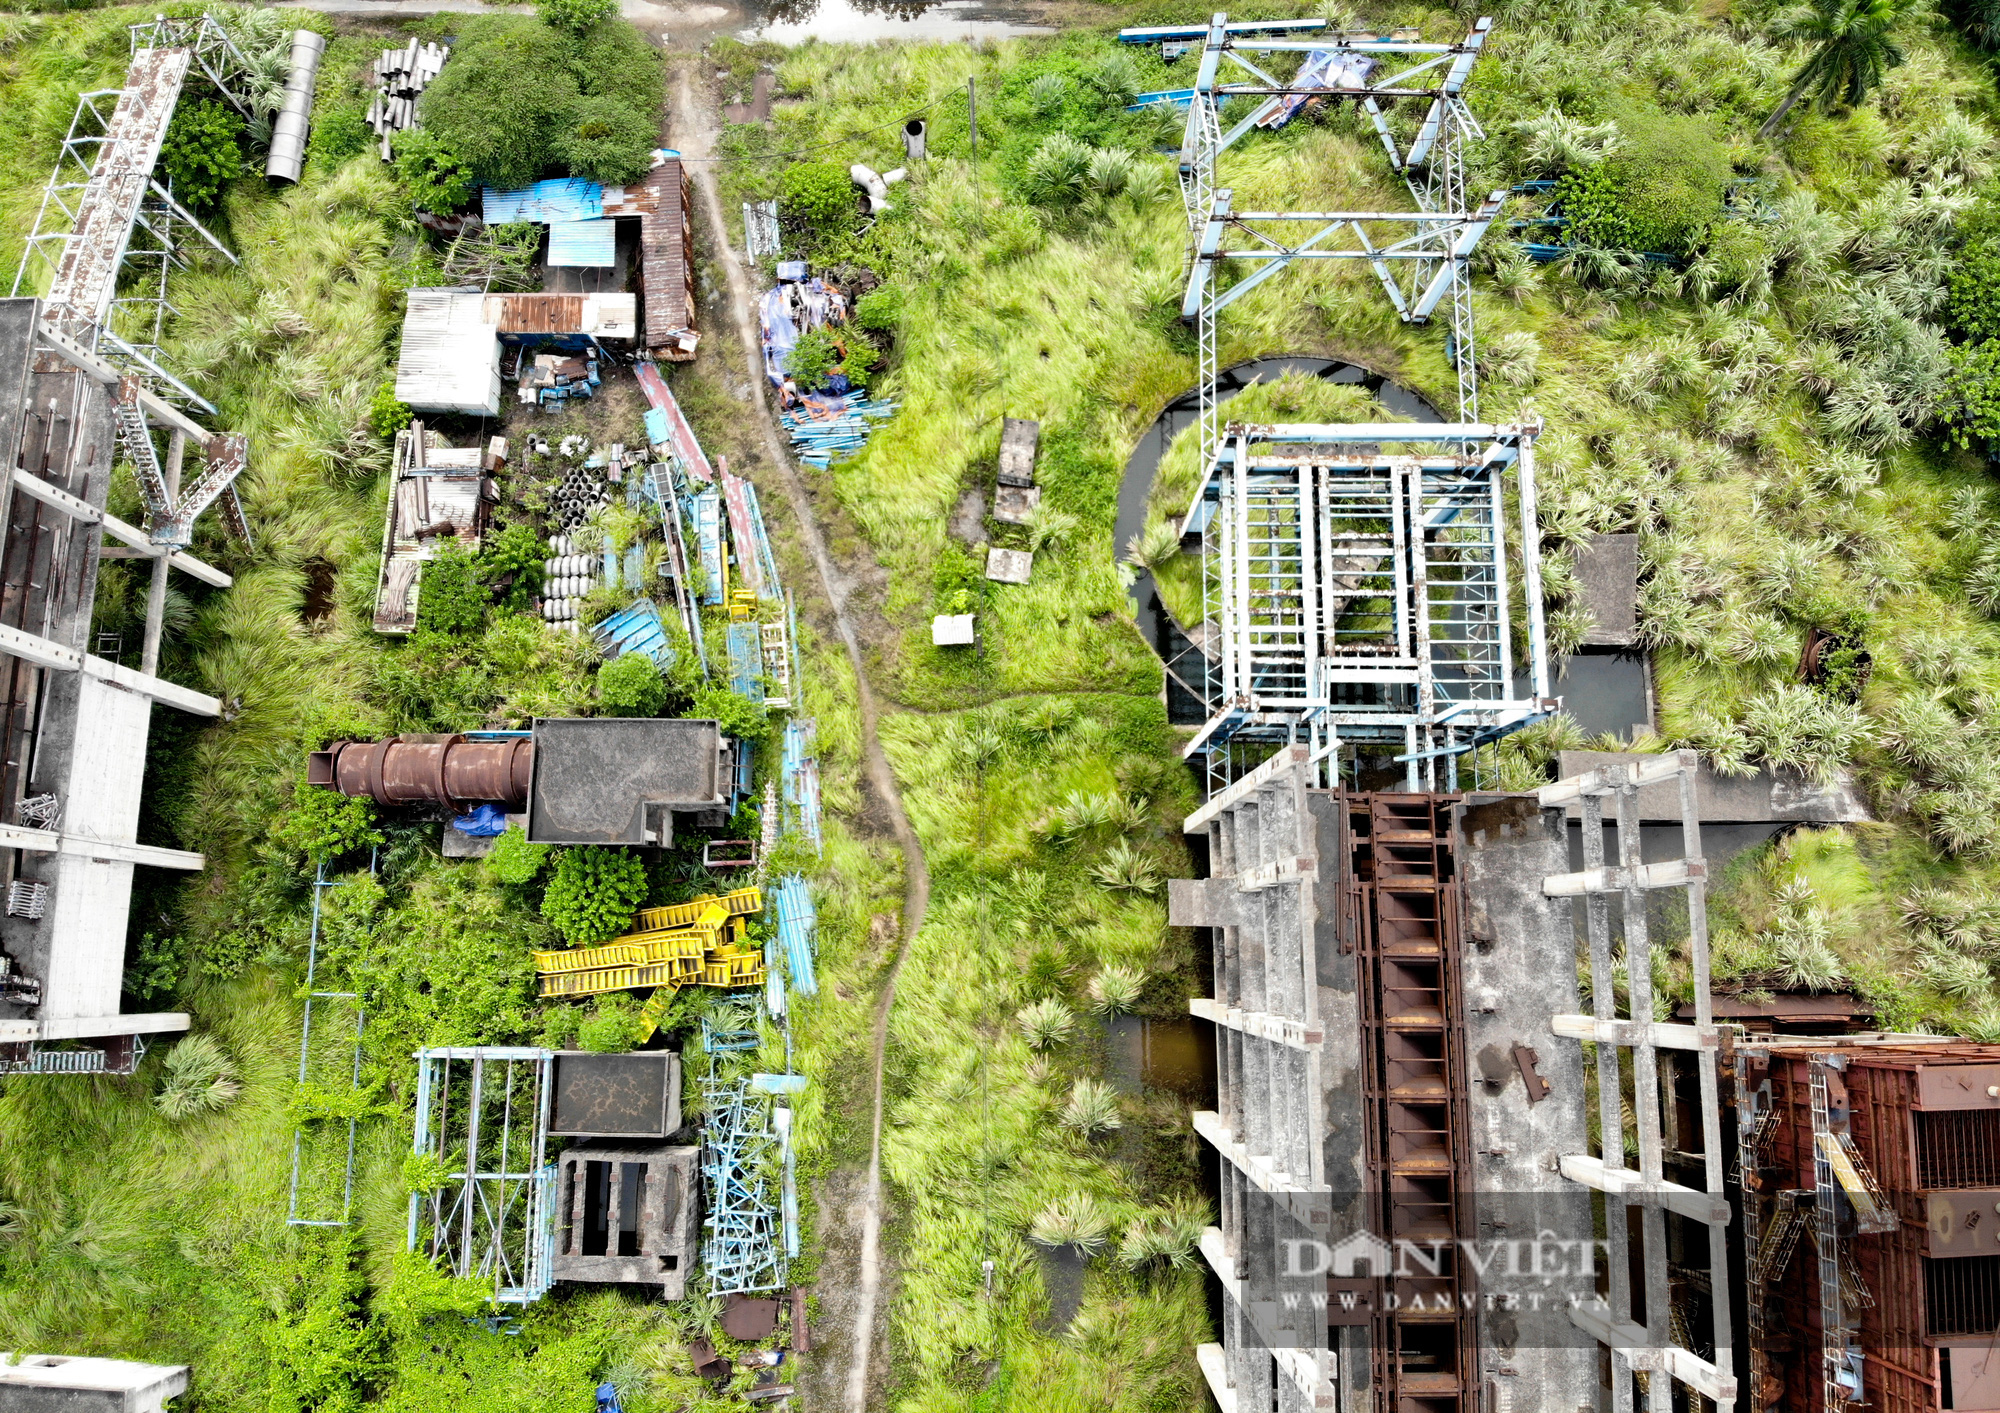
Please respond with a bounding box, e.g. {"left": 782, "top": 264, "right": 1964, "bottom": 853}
{"left": 527, "top": 717, "right": 735, "bottom": 846}
{"left": 555, "top": 1143, "right": 700, "bottom": 1295}
{"left": 369, "top": 424, "right": 491, "bottom": 634}
{"left": 393, "top": 288, "right": 502, "bottom": 416}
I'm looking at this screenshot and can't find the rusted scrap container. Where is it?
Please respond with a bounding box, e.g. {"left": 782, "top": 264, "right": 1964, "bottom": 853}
{"left": 306, "top": 734, "right": 533, "bottom": 809}
{"left": 1739, "top": 1039, "right": 2000, "bottom": 1413}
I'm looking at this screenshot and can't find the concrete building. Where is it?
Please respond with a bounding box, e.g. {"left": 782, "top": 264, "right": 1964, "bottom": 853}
{"left": 553, "top": 1144, "right": 700, "bottom": 1295}
{"left": 0, "top": 1354, "right": 187, "bottom": 1413}
{"left": 0, "top": 299, "right": 236, "bottom": 1076}
{"left": 1169, "top": 745, "right": 1596, "bottom": 1413}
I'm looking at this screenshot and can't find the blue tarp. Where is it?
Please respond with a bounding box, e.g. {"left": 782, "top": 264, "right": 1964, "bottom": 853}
{"left": 727, "top": 622, "right": 765, "bottom": 702}
{"left": 591, "top": 601, "right": 676, "bottom": 669}
{"left": 451, "top": 803, "right": 509, "bottom": 837}
{"left": 547, "top": 218, "right": 616, "bottom": 268}
{"left": 482, "top": 178, "right": 604, "bottom": 225}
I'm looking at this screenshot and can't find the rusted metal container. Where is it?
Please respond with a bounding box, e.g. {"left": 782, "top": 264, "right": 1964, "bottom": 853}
{"left": 306, "top": 734, "right": 533, "bottom": 809}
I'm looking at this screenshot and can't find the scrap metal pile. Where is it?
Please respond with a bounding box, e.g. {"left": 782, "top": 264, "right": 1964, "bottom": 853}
{"left": 367, "top": 39, "right": 449, "bottom": 160}
{"left": 532, "top": 889, "right": 768, "bottom": 1026}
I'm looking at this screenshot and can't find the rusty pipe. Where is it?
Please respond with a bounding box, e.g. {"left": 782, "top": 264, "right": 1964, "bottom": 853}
{"left": 306, "top": 734, "right": 534, "bottom": 810}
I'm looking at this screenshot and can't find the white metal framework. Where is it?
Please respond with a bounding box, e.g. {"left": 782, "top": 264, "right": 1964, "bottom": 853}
{"left": 10, "top": 16, "right": 253, "bottom": 549}
{"left": 407, "top": 1047, "right": 557, "bottom": 1305}
{"left": 1181, "top": 421, "right": 1551, "bottom": 790}
{"left": 1540, "top": 754, "right": 1737, "bottom": 1413}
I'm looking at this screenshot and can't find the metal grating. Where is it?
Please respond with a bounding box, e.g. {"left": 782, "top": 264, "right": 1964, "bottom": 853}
{"left": 1915, "top": 1110, "right": 2000, "bottom": 1189}
{"left": 1925, "top": 1254, "right": 2000, "bottom": 1337}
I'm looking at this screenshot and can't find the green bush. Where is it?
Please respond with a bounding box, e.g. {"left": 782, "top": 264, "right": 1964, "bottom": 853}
{"left": 1948, "top": 238, "right": 2000, "bottom": 343}
{"left": 273, "top": 780, "right": 385, "bottom": 861}
{"left": 416, "top": 542, "right": 490, "bottom": 636}
{"left": 787, "top": 326, "right": 841, "bottom": 389}
{"left": 537, "top": 0, "right": 615, "bottom": 32}
{"left": 1553, "top": 163, "right": 1634, "bottom": 249}
{"left": 370, "top": 381, "right": 410, "bottom": 441}
{"left": 692, "top": 683, "right": 772, "bottom": 742}
{"left": 598, "top": 652, "right": 667, "bottom": 716}
{"left": 553, "top": 92, "right": 656, "bottom": 184}
{"left": 577, "top": 993, "right": 648, "bottom": 1052}
{"left": 780, "top": 161, "right": 858, "bottom": 251}
{"left": 391, "top": 127, "right": 475, "bottom": 214}
{"left": 479, "top": 523, "right": 545, "bottom": 609}
{"left": 854, "top": 284, "right": 904, "bottom": 333}
{"left": 158, "top": 98, "right": 243, "bottom": 209}
{"left": 307, "top": 99, "right": 373, "bottom": 168}
{"left": 540, "top": 846, "right": 648, "bottom": 943}
{"left": 485, "top": 825, "right": 549, "bottom": 885}
{"left": 417, "top": 15, "right": 663, "bottom": 190}
{"left": 1945, "top": 339, "right": 2000, "bottom": 447}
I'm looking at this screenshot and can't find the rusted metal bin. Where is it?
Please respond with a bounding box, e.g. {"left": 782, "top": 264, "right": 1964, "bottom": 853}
{"left": 306, "top": 734, "right": 533, "bottom": 809}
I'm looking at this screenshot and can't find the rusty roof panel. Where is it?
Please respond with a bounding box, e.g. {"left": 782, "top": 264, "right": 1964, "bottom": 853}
{"left": 638, "top": 155, "right": 697, "bottom": 357}
{"left": 48, "top": 47, "right": 191, "bottom": 326}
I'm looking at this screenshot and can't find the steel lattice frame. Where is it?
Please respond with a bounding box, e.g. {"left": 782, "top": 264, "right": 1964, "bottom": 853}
{"left": 699, "top": 1016, "right": 786, "bottom": 1294}
{"left": 407, "top": 1048, "right": 557, "bottom": 1304}
{"left": 1539, "top": 754, "right": 1736, "bottom": 1413}
{"left": 1180, "top": 421, "right": 1552, "bottom": 791}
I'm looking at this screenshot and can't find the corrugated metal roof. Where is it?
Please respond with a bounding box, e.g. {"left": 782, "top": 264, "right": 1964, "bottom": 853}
{"left": 482, "top": 292, "right": 636, "bottom": 338}
{"left": 547, "top": 218, "right": 617, "bottom": 268}
{"left": 481, "top": 178, "right": 604, "bottom": 225}
{"left": 394, "top": 288, "right": 501, "bottom": 415}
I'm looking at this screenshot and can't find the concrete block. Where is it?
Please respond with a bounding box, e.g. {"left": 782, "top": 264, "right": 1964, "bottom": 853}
{"left": 1555, "top": 750, "right": 1871, "bottom": 824}
{"left": 985, "top": 547, "right": 1032, "bottom": 584}
{"left": 0, "top": 1355, "right": 188, "bottom": 1413}
{"left": 1576, "top": 533, "right": 1639, "bottom": 647}
{"left": 992, "top": 483, "right": 1040, "bottom": 525}
{"left": 931, "top": 614, "right": 975, "bottom": 646}
{"left": 441, "top": 826, "right": 497, "bottom": 858}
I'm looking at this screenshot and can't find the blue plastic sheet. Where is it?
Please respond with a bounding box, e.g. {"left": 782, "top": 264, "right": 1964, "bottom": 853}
{"left": 451, "top": 803, "right": 508, "bottom": 836}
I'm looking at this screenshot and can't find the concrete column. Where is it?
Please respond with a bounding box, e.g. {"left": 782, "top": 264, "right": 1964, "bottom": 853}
{"left": 139, "top": 431, "right": 183, "bottom": 675}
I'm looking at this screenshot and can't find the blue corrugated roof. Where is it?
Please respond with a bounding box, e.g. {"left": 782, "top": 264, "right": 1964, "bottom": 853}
{"left": 591, "top": 601, "right": 676, "bottom": 669}
{"left": 547, "top": 218, "right": 616, "bottom": 268}
{"left": 481, "top": 178, "right": 604, "bottom": 225}
{"left": 772, "top": 875, "right": 816, "bottom": 996}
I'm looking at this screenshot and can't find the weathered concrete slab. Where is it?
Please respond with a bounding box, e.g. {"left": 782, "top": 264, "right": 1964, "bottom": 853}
{"left": 985, "top": 547, "right": 1031, "bottom": 584}
{"left": 1555, "top": 749, "right": 1871, "bottom": 824}
{"left": 1577, "top": 533, "right": 1638, "bottom": 647}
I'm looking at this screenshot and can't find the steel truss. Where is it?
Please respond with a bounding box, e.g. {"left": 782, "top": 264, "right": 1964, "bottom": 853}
{"left": 1181, "top": 421, "right": 1551, "bottom": 791}
{"left": 11, "top": 16, "right": 254, "bottom": 548}
{"left": 1124, "top": 13, "right": 1501, "bottom": 465}
{"left": 699, "top": 1015, "right": 786, "bottom": 1294}
{"left": 1540, "top": 754, "right": 1736, "bottom": 1413}
{"left": 407, "top": 1047, "right": 557, "bottom": 1304}
{"left": 287, "top": 862, "right": 368, "bottom": 1228}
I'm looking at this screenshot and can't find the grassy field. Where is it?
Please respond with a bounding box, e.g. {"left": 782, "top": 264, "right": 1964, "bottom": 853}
{"left": 10, "top": 0, "right": 2000, "bottom": 1410}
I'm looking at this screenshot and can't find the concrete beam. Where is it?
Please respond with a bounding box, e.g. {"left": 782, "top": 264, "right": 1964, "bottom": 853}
{"left": 1185, "top": 743, "right": 1309, "bottom": 832}
{"left": 32, "top": 1011, "right": 191, "bottom": 1041}
{"left": 1552, "top": 1014, "right": 1720, "bottom": 1051}
{"left": 1568, "top": 1304, "right": 1738, "bottom": 1403}
{"left": 1194, "top": 1344, "right": 1237, "bottom": 1413}
{"left": 1558, "top": 1154, "right": 1730, "bottom": 1225}
{"left": 1235, "top": 855, "right": 1315, "bottom": 891}
{"left": 1192, "top": 996, "right": 1322, "bottom": 1049}
{"left": 0, "top": 622, "right": 221, "bottom": 716}
{"left": 1537, "top": 752, "right": 1692, "bottom": 807}
{"left": 1198, "top": 1229, "right": 1338, "bottom": 1409}
{"left": 1542, "top": 857, "right": 1704, "bottom": 897}
{"left": 11, "top": 470, "right": 231, "bottom": 588}
{"left": 1193, "top": 1109, "right": 1332, "bottom": 1196}
{"left": 0, "top": 821, "right": 202, "bottom": 870}
{"left": 34, "top": 321, "right": 212, "bottom": 442}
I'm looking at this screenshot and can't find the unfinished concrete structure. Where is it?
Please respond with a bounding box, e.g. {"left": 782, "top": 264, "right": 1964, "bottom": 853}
{"left": 1170, "top": 744, "right": 1596, "bottom": 1413}
{"left": 0, "top": 1355, "right": 187, "bottom": 1413}
{"left": 553, "top": 1143, "right": 699, "bottom": 1295}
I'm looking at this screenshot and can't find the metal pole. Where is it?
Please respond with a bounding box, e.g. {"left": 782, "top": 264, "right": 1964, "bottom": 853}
{"left": 967, "top": 78, "right": 976, "bottom": 166}
{"left": 139, "top": 429, "right": 182, "bottom": 674}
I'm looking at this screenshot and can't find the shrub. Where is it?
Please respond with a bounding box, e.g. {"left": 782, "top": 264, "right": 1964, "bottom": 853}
{"left": 1555, "top": 110, "right": 1731, "bottom": 255}
{"left": 537, "top": 0, "right": 616, "bottom": 32}
{"left": 416, "top": 541, "right": 490, "bottom": 635}
{"left": 787, "top": 326, "right": 842, "bottom": 389}
{"left": 598, "top": 652, "right": 666, "bottom": 716}
{"left": 1017, "top": 996, "right": 1076, "bottom": 1049}
{"left": 1061, "top": 1077, "right": 1124, "bottom": 1136}
{"left": 1086, "top": 964, "right": 1145, "bottom": 1015}
{"left": 485, "top": 825, "right": 549, "bottom": 885}
{"left": 369, "top": 381, "right": 410, "bottom": 441}
{"left": 1022, "top": 132, "right": 1092, "bottom": 206}
{"left": 390, "top": 127, "right": 475, "bottom": 214}
{"left": 1090, "top": 840, "right": 1159, "bottom": 896}
{"left": 541, "top": 846, "right": 648, "bottom": 943}
{"left": 692, "top": 683, "right": 772, "bottom": 742}
{"left": 553, "top": 92, "right": 657, "bottom": 184}
{"left": 854, "top": 284, "right": 904, "bottom": 333}
{"left": 577, "top": 993, "right": 648, "bottom": 1051}
{"left": 308, "top": 100, "right": 373, "bottom": 168}
{"left": 154, "top": 1034, "right": 241, "bottom": 1120}
{"left": 1028, "top": 1192, "right": 1113, "bottom": 1251}
{"left": 779, "top": 161, "right": 857, "bottom": 250}
{"left": 159, "top": 98, "right": 243, "bottom": 209}
{"left": 274, "top": 779, "right": 384, "bottom": 861}
{"left": 479, "top": 523, "right": 546, "bottom": 609}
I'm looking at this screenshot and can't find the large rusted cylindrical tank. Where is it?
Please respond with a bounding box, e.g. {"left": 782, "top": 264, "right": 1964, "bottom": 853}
{"left": 305, "top": 734, "right": 534, "bottom": 810}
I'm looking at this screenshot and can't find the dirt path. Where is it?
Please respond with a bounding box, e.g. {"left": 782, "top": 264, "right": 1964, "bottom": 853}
{"left": 672, "top": 66, "right": 928, "bottom": 1413}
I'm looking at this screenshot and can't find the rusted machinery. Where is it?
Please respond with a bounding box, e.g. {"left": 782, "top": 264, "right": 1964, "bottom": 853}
{"left": 307, "top": 733, "right": 534, "bottom": 810}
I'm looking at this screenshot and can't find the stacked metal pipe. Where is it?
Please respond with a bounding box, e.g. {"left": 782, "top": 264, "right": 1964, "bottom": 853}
{"left": 367, "top": 39, "right": 450, "bottom": 161}
{"left": 265, "top": 30, "right": 326, "bottom": 183}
